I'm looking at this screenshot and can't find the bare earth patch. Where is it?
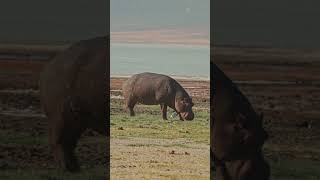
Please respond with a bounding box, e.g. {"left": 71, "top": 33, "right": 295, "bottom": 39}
{"left": 111, "top": 137, "right": 209, "bottom": 179}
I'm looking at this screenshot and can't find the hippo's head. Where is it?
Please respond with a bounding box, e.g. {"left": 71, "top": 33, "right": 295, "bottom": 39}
{"left": 212, "top": 109, "right": 270, "bottom": 180}
{"left": 217, "top": 111, "right": 268, "bottom": 160}
{"left": 235, "top": 112, "right": 268, "bottom": 153}
{"left": 224, "top": 153, "right": 270, "bottom": 180}
{"left": 175, "top": 96, "right": 194, "bottom": 121}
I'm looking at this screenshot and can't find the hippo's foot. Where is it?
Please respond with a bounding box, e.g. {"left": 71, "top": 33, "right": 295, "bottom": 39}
{"left": 178, "top": 114, "right": 184, "bottom": 121}
{"left": 64, "top": 157, "right": 80, "bottom": 172}
{"left": 53, "top": 144, "right": 80, "bottom": 172}
{"left": 63, "top": 149, "right": 80, "bottom": 172}
{"left": 128, "top": 108, "right": 135, "bottom": 116}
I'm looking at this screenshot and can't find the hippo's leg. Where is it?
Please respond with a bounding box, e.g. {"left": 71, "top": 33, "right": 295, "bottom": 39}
{"left": 49, "top": 116, "right": 65, "bottom": 169}
{"left": 215, "top": 165, "right": 230, "bottom": 180}
{"left": 160, "top": 104, "right": 168, "bottom": 120}
{"left": 91, "top": 111, "right": 108, "bottom": 135}
{"left": 178, "top": 113, "right": 184, "bottom": 121}
{"left": 125, "top": 97, "right": 136, "bottom": 116}
{"left": 50, "top": 110, "right": 85, "bottom": 172}
{"left": 129, "top": 106, "right": 135, "bottom": 116}
{"left": 125, "top": 95, "right": 137, "bottom": 116}
{"left": 168, "top": 105, "right": 183, "bottom": 121}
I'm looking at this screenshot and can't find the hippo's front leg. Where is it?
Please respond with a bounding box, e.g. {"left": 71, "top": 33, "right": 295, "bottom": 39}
{"left": 160, "top": 104, "right": 168, "bottom": 120}
{"left": 178, "top": 113, "right": 184, "bottom": 121}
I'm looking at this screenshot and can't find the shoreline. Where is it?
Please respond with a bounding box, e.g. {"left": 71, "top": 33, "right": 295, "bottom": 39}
{"left": 111, "top": 74, "right": 210, "bottom": 81}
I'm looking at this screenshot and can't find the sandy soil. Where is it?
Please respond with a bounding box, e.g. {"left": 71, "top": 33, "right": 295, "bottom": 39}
{"left": 111, "top": 138, "right": 209, "bottom": 180}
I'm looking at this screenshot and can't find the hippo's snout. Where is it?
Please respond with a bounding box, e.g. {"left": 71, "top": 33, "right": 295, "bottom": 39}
{"left": 183, "top": 111, "right": 194, "bottom": 121}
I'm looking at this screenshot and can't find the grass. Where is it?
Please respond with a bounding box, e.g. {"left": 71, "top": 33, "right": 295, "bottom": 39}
{"left": 0, "top": 167, "right": 108, "bottom": 180}
{"left": 210, "top": 158, "right": 320, "bottom": 180}
{"left": 269, "top": 158, "right": 320, "bottom": 180}
{"left": 110, "top": 100, "right": 210, "bottom": 144}
{"left": 111, "top": 99, "right": 320, "bottom": 180}
{"left": 110, "top": 99, "right": 210, "bottom": 179}
{"left": 3, "top": 97, "right": 319, "bottom": 179}
{"left": 0, "top": 135, "right": 48, "bottom": 145}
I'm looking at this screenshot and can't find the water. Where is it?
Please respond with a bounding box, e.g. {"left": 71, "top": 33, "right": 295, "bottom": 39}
{"left": 111, "top": 43, "right": 209, "bottom": 78}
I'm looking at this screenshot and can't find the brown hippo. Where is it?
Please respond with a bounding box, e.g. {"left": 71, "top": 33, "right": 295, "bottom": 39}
{"left": 39, "top": 36, "right": 109, "bottom": 172}
{"left": 211, "top": 62, "right": 270, "bottom": 180}
{"left": 122, "top": 72, "right": 194, "bottom": 121}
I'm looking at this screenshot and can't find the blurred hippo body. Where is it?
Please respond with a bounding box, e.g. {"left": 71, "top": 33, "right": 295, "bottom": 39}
{"left": 122, "top": 72, "right": 194, "bottom": 120}
{"left": 211, "top": 63, "right": 270, "bottom": 180}
{"left": 40, "top": 36, "right": 108, "bottom": 172}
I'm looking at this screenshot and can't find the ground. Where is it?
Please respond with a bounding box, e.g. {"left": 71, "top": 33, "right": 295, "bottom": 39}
{"left": 110, "top": 83, "right": 210, "bottom": 179}
{"left": 0, "top": 45, "right": 320, "bottom": 179}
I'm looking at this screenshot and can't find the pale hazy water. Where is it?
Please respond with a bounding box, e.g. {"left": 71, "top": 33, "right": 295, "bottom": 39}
{"left": 110, "top": 43, "right": 210, "bottom": 78}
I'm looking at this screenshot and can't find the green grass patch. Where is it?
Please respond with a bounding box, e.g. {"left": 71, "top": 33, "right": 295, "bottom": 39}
{"left": 0, "top": 167, "right": 107, "bottom": 180}
{"left": 270, "top": 158, "right": 320, "bottom": 180}
{"left": 211, "top": 158, "right": 320, "bottom": 180}
{"left": 0, "top": 134, "right": 48, "bottom": 145}
{"left": 111, "top": 101, "right": 210, "bottom": 144}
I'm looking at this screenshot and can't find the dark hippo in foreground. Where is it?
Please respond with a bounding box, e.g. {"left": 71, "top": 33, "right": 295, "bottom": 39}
{"left": 211, "top": 62, "right": 270, "bottom": 180}
{"left": 122, "top": 72, "right": 194, "bottom": 120}
{"left": 40, "top": 36, "right": 108, "bottom": 172}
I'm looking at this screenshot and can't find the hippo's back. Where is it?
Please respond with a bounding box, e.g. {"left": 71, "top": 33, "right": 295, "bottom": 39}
{"left": 122, "top": 72, "right": 178, "bottom": 105}
{"left": 40, "top": 36, "right": 108, "bottom": 118}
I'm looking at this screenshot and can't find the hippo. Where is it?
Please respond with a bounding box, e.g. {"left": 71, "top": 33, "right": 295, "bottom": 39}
{"left": 211, "top": 62, "right": 270, "bottom": 180}
{"left": 122, "top": 72, "right": 194, "bottom": 121}
{"left": 39, "top": 36, "right": 109, "bottom": 172}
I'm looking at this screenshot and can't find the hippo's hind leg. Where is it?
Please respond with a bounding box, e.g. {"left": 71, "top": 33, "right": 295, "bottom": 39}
{"left": 49, "top": 108, "right": 85, "bottom": 172}
{"left": 160, "top": 103, "right": 168, "bottom": 120}
{"left": 125, "top": 96, "right": 137, "bottom": 116}
{"left": 91, "top": 111, "right": 108, "bottom": 135}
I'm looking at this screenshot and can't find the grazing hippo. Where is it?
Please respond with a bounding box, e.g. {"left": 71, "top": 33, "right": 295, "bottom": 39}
{"left": 211, "top": 62, "right": 270, "bottom": 180}
{"left": 122, "top": 72, "right": 194, "bottom": 121}
{"left": 39, "top": 36, "right": 108, "bottom": 172}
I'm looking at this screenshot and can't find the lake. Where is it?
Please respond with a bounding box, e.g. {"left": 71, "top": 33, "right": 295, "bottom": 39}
{"left": 111, "top": 43, "right": 210, "bottom": 78}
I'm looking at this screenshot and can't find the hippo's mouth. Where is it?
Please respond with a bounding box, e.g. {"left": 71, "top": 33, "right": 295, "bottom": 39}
{"left": 236, "top": 154, "right": 270, "bottom": 180}
{"left": 180, "top": 112, "right": 194, "bottom": 121}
